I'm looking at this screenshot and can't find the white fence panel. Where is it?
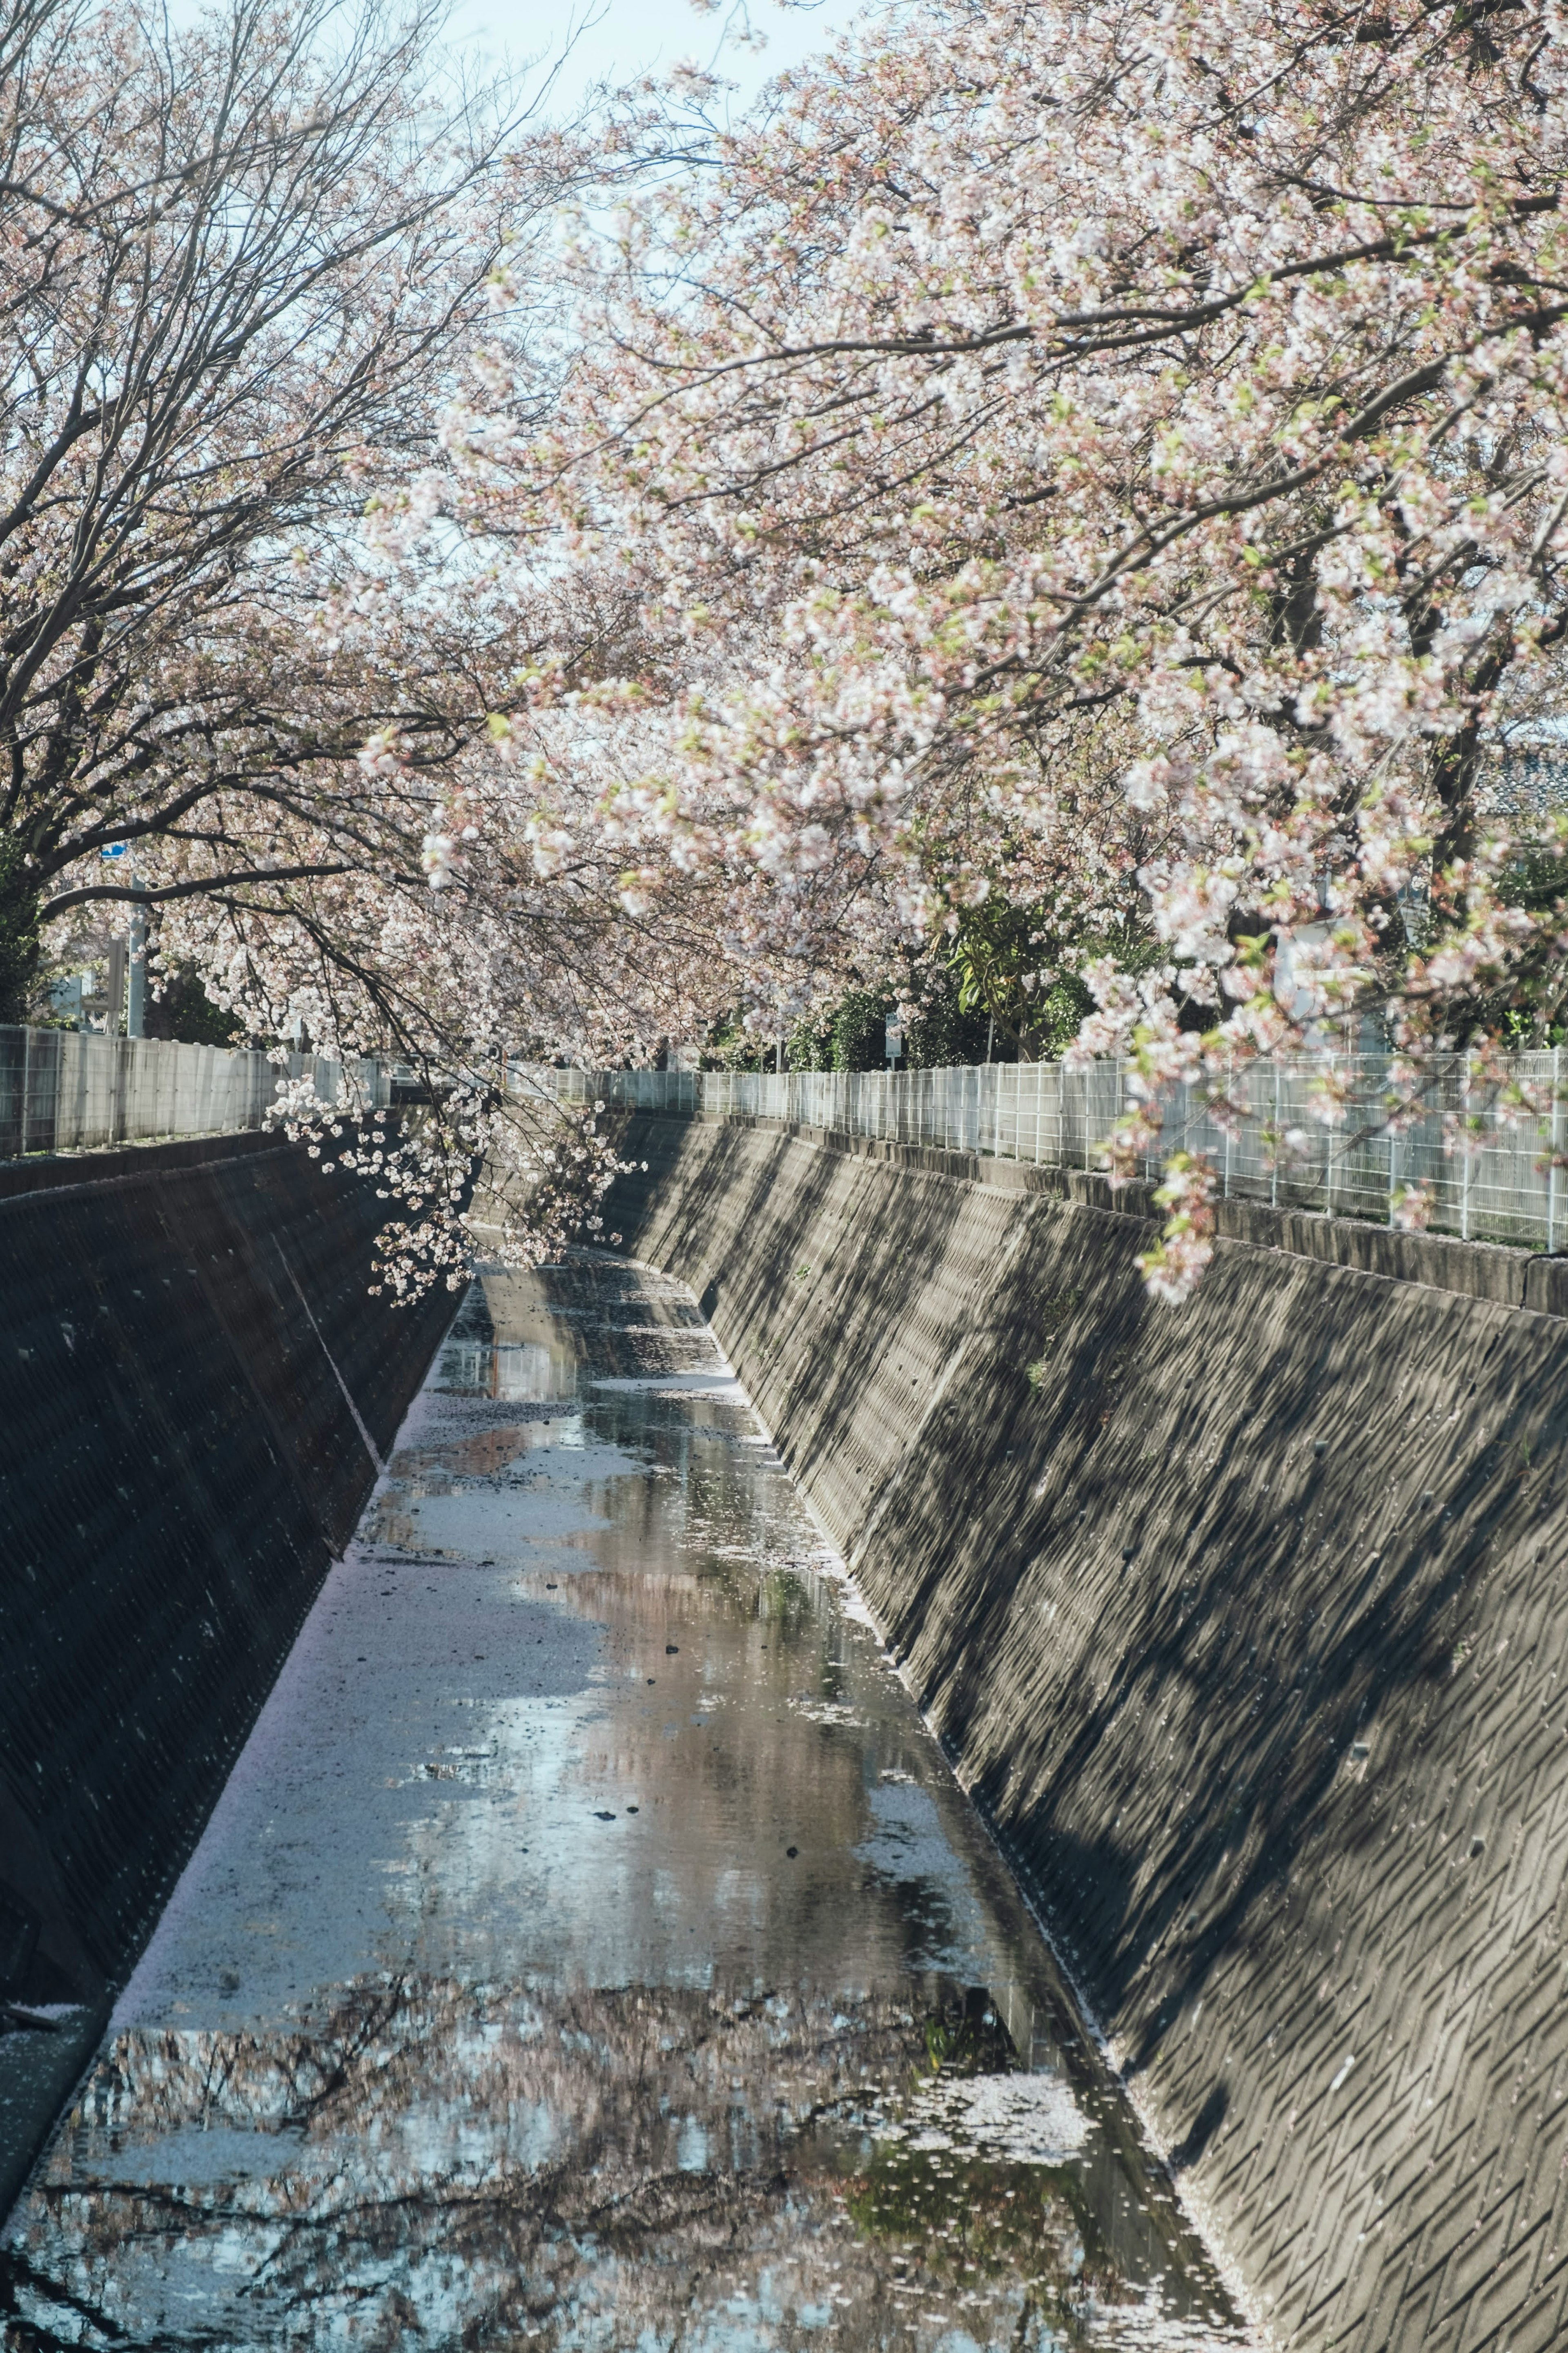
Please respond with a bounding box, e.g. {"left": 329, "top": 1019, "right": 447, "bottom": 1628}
{"left": 0, "top": 1028, "right": 392, "bottom": 1160}
{"left": 513, "top": 1049, "right": 1568, "bottom": 1252}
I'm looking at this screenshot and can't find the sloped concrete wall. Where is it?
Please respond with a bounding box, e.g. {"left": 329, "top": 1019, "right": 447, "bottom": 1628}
{"left": 610, "top": 1111, "right": 1568, "bottom": 2353}
{"left": 0, "top": 1135, "right": 451, "bottom": 2212}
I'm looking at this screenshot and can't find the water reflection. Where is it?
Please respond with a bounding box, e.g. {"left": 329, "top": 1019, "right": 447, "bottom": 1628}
{"left": 1, "top": 1255, "right": 1247, "bottom": 2352}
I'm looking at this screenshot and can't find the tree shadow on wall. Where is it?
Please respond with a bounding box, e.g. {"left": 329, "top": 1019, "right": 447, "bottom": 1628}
{"left": 608, "top": 1118, "right": 1567, "bottom": 2098}
{"left": 613, "top": 1116, "right": 982, "bottom": 1488}
{"left": 840, "top": 1198, "right": 1558, "bottom": 2085}
{"left": 1169, "top": 2082, "right": 1228, "bottom": 2172}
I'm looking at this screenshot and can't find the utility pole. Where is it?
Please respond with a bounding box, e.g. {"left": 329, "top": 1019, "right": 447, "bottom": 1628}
{"left": 99, "top": 843, "right": 145, "bottom": 1037}
{"left": 126, "top": 874, "right": 147, "bottom": 1038}
{"left": 105, "top": 939, "right": 128, "bottom": 1034}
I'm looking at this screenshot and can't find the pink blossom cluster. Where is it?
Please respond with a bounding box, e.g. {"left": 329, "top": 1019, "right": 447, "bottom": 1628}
{"left": 368, "top": 0, "right": 1568, "bottom": 1293}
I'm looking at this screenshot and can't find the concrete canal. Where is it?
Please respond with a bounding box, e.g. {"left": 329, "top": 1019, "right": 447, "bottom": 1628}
{"left": 1, "top": 1251, "right": 1246, "bottom": 2350}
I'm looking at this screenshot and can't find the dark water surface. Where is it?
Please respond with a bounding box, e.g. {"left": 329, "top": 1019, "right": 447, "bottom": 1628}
{"left": 2, "top": 1254, "right": 1248, "bottom": 2351}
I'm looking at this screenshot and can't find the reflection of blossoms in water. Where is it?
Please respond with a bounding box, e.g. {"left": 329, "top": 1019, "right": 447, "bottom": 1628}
{"left": 1, "top": 1258, "right": 1246, "bottom": 2353}
{"left": 788, "top": 1696, "right": 864, "bottom": 1729}
{"left": 886, "top": 2069, "right": 1092, "bottom": 2167}
{"left": 1, "top": 1976, "right": 1240, "bottom": 2352}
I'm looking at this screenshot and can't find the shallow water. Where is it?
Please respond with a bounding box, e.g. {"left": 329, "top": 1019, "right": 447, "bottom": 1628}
{"left": 1, "top": 1253, "right": 1247, "bottom": 2351}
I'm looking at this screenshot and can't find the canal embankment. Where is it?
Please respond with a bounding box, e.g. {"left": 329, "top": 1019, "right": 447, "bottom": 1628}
{"left": 606, "top": 1107, "right": 1568, "bottom": 2353}
{"left": 3, "top": 1252, "right": 1245, "bottom": 2350}
{"left": 0, "top": 1132, "right": 452, "bottom": 2216}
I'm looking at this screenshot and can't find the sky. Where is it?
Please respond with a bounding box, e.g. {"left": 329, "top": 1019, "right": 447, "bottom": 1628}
{"left": 446, "top": 0, "right": 871, "bottom": 120}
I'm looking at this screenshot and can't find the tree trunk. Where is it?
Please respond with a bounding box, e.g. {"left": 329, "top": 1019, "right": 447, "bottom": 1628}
{"left": 0, "top": 841, "right": 42, "bottom": 1025}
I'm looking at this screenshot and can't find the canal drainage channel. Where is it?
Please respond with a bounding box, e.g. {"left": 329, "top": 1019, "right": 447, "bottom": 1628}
{"left": 1, "top": 1250, "right": 1248, "bottom": 2349}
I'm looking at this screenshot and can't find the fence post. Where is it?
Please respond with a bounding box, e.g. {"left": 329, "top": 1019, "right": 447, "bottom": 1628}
{"left": 1551, "top": 1046, "right": 1562, "bottom": 1256}
{"left": 1461, "top": 1061, "right": 1472, "bottom": 1242}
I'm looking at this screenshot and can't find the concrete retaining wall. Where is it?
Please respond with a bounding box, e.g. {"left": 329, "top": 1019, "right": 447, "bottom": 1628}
{"left": 0, "top": 1134, "right": 452, "bottom": 2215}
{"left": 611, "top": 1111, "right": 1568, "bottom": 2353}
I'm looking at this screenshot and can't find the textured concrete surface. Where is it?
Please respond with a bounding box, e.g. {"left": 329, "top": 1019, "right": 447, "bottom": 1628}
{"left": 0, "top": 1134, "right": 452, "bottom": 2217}
{"left": 608, "top": 1111, "right": 1568, "bottom": 2353}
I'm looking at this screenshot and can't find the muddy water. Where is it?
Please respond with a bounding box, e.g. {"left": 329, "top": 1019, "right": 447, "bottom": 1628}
{"left": 1, "top": 1253, "right": 1247, "bottom": 2352}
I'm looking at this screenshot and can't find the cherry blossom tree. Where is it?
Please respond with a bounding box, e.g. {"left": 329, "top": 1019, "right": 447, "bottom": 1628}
{"left": 0, "top": 0, "right": 684, "bottom": 1292}
{"left": 414, "top": 0, "right": 1568, "bottom": 1294}
{"left": 0, "top": 0, "right": 580, "bottom": 1022}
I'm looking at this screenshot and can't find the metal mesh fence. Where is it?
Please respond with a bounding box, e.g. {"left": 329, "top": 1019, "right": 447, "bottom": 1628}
{"left": 513, "top": 1052, "right": 1568, "bottom": 1251}
{"left": 0, "top": 1029, "right": 393, "bottom": 1161}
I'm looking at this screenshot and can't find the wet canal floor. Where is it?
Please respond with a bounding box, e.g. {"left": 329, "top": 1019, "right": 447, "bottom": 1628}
{"left": 1, "top": 1253, "right": 1248, "bottom": 2350}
